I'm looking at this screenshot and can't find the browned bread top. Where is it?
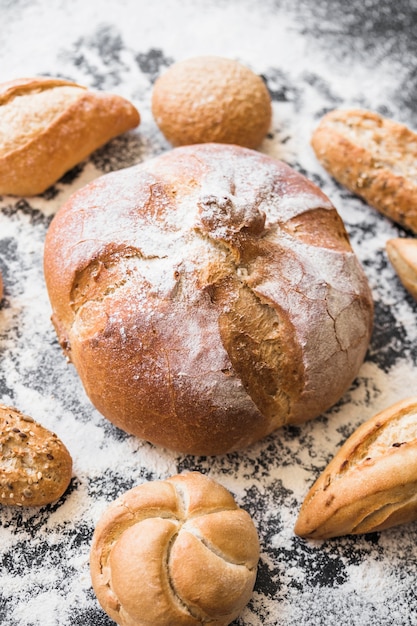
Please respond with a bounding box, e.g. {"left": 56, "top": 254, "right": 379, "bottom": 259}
{"left": 294, "top": 397, "right": 417, "bottom": 539}
{"left": 152, "top": 56, "right": 272, "bottom": 149}
{"left": 311, "top": 108, "right": 417, "bottom": 234}
{"left": 0, "top": 403, "right": 72, "bottom": 507}
{"left": 0, "top": 76, "right": 140, "bottom": 196}
{"left": 44, "top": 143, "right": 373, "bottom": 455}
{"left": 90, "top": 472, "right": 259, "bottom": 626}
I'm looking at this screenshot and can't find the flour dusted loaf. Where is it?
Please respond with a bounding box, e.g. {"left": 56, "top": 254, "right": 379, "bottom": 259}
{"left": 152, "top": 56, "right": 272, "bottom": 149}
{"left": 0, "top": 77, "right": 140, "bottom": 196}
{"left": 44, "top": 143, "right": 373, "bottom": 455}
{"left": 0, "top": 404, "right": 72, "bottom": 506}
{"left": 90, "top": 472, "right": 259, "bottom": 626}
{"left": 295, "top": 397, "right": 417, "bottom": 539}
{"left": 311, "top": 108, "right": 417, "bottom": 234}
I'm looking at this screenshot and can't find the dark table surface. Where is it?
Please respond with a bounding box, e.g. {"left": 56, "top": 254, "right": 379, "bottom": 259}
{"left": 1, "top": 0, "right": 417, "bottom": 624}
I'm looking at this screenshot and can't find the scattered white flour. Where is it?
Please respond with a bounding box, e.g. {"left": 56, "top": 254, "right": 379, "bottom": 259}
{"left": 1, "top": 0, "right": 417, "bottom": 625}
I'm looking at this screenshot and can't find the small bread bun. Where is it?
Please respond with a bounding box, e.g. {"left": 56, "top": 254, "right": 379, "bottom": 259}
{"left": 0, "top": 404, "right": 72, "bottom": 506}
{"left": 0, "top": 77, "right": 140, "bottom": 196}
{"left": 90, "top": 472, "right": 259, "bottom": 626}
{"left": 0, "top": 270, "right": 3, "bottom": 300}
{"left": 311, "top": 108, "right": 417, "bottom": 234}
{"left": 44, "top": 143, "right": 373, "bottom": 455}
{"left": 151, "top": 56, "right": 272, "bottom": 148}
{"left": 295, "top": 397, "right": 417, "bottom": 539}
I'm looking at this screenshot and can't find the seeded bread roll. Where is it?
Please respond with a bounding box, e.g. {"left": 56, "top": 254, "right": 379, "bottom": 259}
{"left": 0, "top": 77, "right": 140, "bottom": 196}
{"left": 152, "top": 56, "right": 272, "bottom": 149}
{"left": 311, "top": 108, "right": 417, "bottom": 234}
{"left": 295, "top": 397, "right": 417, "bottom": 539}
{"left": 0, "top": 404, "right": 72, "bottom": 506}
{"left": 90, "top": 472, "right": 259, "bottom": 626}
{"left": 44, "top": 143, "right": 373, "bottom": 455}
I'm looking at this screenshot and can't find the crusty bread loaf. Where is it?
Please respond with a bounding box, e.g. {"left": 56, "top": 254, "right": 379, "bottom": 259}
{"left": 90, "top": 472, "right": 259, "bottom": 626}
{"left": 0, "top": 77, "right": 140, "bottom": 196}
{"left": 0, "top": 404, "right": 72, "bottom": 506}
{"left": 386, "top": 237, "right": 417, "bottom": 301}
{"left": 152, "top": 56, "right": 272, "bottom": 148}
{"left": 294, "top": 397, "right": 417, "bottom": 539}
{"left": 44, "top": 143, "right": 373, "bottom": 455}
{"left": 311, "top": 108, "right": 417, "bottom": 234}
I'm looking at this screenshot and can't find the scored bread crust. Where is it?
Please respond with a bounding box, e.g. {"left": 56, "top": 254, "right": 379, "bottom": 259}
{"left": 0, "top": 77, "right": 140, "bottom": 196}
{"left": 90, "top": 472, "right": 260, "bottom": 626}
{"left": 44, "top": 143, "right": 373, "bottom": 455}
{"left": 294, "top": 397, "right": 417, "bottom": 539}
{"left": 311, "top": 108, "right": 417, "bottom": 234}
{"left": 0, "top": 404, "right": 72, "bottom": 506}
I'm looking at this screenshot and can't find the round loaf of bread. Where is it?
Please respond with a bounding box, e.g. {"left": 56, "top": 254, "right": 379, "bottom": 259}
{"left": 90, "top": 472, "right": 260, "bottom": 626}
{"left": 44, "top": 143, "right": 373, "bottom": 455}
{"left": 151, "top": 56, "right": 272, "bottom": 148}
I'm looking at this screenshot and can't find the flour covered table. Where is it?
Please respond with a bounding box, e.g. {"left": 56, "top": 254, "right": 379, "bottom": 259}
{"left": 1, "top": 1, "right": 417, "bottom": 624}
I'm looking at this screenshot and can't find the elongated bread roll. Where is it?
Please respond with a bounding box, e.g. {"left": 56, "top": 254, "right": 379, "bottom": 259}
{"left": 295, "top": 397, "right": 417, "bottom": 539}
{"left": 311, "top": 108, "right": 417, "bottom": 234}
{"left": 0, "top": 404, "right": 72, "bottom": 506}
{"left": 386, "top": 237, "right": 417, "bottom": 301}
{"left": 0, "top": 77, "right": 140, "bottom": 196}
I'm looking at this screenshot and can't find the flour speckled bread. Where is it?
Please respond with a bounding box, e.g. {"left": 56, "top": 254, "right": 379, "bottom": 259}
{"left": 90, "top": 472, "right": 259, "bottom": 626}
{"left": 311, "top": 108, "right": 417, "bottom": 234}
{"left": 0, "top": 76, "right": 140, "bottom": 196}
{"left": 152, "top": 56, "right": 272, "bottom": 148}
{"left": 44, "top": 143, "right": 373, "bottom": 455}
{"left": 0, "top": 404, "right": 72, "bottom": 506}
{"left": 386, "top": 237, "right": 417, "bottom": 301}
{"left": 295, "top": 397, "right": 417, "bottom": 539}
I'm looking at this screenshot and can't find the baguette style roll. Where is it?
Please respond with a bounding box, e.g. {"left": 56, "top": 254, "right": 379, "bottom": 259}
{"left": 386, "top": 237, "right": 417, "bottom": 301}
{"left": 295, "top": 397, "right": 417, "bottom": 539}
{"left": 44, "top": 143, "right": 373, "bottom": 455}
{"left": 311, "top": 108, "right": 417, "bottom": 234}
{"left": 0, "top": 77, "right": 140, "bottom": 196}
{"left": 0, "top": 404, "right": 72, "bottom": 507}
{"left": 90, "top": 472, "right": 259, "bottom": 626}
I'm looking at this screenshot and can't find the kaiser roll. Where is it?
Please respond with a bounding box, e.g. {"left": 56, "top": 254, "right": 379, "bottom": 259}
{"left": 90, "top": 472, "right": 259, "bottom": 625}
{"left": 44, "top": 143, "right": 373, "bottom": 455}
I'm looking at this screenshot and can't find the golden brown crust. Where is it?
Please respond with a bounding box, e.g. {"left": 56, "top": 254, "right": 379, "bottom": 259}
{"left": 294, "top": 397, "right": 417, "bottom": 539}
{"left": 311, "top": 108, "right": 417, "bottom": 234}
{"left": 386, "top": 237, "right": 417, "bottom": 300}
{"left": 0, "top": 270, "right": 3, "bottom": 300}
{"left": 151, "top": 56, "right": 272, "bottom": 149}
{"left": 44, "top": 143, "right": 373, "bottom": 455}
{"left": 90, "top": 472, "right": 259, "bottom": 626}
{"left": 0, "top": 404, "right": 72, "bottom": 507}
{"left": 0, "top": 76, "right": 140, "bottom": 196}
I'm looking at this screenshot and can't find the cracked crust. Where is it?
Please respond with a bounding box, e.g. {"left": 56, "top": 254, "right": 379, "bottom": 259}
{"left": 0, "top": 76, "right": 140, "bottom": 196}
{"left": 90, "top": 472, "right": 259, "bottom": 626}
{"left": 44, "top": 143, "right": 373, "bottom": 455}
{"left": 311, "top": 108, "right": 417, "bottom": 234}
{"left": 294, "top": 397, "right": 417, "bottom": 539}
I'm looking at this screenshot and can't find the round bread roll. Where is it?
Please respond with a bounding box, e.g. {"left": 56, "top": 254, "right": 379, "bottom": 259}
{"left": 90, "top": 472, "right": 260, "bottom": 626}
{"left": 0, "top": 270, "right": 3, "bottom": 300}
{"left": 44, "top": 143, "right": 373, "bottom": 455}
{"left": 151, "top": 56, "right": 272, "bottom": 148}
